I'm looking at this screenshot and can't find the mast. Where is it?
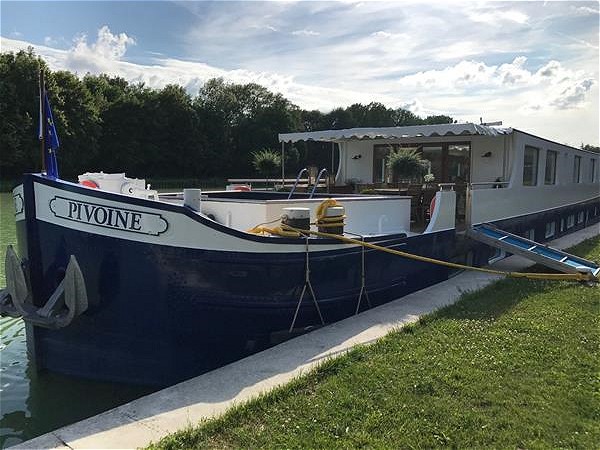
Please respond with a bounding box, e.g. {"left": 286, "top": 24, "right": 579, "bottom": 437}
{"left": 39, "top": 67, "right": 47, "bottom": 174}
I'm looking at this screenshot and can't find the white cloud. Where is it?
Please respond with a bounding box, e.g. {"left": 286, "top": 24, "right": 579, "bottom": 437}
{"left": 0, "top": 31, "right": 395, "bottom": 112}
{"left": 47, "top": 26, "right": 137, "bottom": 74}
{"left": 468, "top": 9, "right": 529, "bottom": 25}
{"left": 72, "top": 26, "right": 135, "bottom": 60}
{"left": 0, "top": 8, "right": 597, "bottom": 146}
{"left": 550, "top": 79, "right": 594, "bottom": 109}
{"left": 401, "top": 99, "right": 428, "bottom": 116}
{"left": 573, "top": 5, "right": 600, "bottom": 15}
{"left": 396, "top": 56, "right": 594, "bottom": 111}
{"left": 292, "top": 29, "right": 320, "bottom": 36}
{"left": 370, "top": 31, "right": 393, "bottom": 38}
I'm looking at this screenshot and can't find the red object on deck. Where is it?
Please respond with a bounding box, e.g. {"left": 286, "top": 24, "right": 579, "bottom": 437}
{"left": 429, "top": 195, "right": 436, "bottom": 218}
{"left": 80, "top": 180, "right": 99, "bottom": 189}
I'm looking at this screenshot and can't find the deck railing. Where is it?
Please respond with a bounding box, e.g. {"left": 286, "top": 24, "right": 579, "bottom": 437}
{"left": 469, "top": 181, "right": 509, "bottom": 190}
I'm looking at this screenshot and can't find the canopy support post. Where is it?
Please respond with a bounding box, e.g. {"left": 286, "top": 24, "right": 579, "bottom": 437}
{"left": 281, "top": 141, "right": 285, "bottom": 188}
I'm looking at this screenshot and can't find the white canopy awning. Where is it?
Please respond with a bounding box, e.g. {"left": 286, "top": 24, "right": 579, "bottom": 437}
{"left": 278, "top": 123, "right": 513, "bottom": 143}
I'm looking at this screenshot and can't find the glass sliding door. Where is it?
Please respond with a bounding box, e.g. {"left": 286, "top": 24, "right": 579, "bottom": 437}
{"left": 447, "top": 144, "right": 470, "bottom": 184}
{"left": 373, "top": 145, "right": 393, "bottom": 183}
{"left": 421, "top": 146, "right": 443, "bottom": 183}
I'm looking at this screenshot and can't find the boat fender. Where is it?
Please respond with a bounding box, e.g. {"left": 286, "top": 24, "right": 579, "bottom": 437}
{"left": 3, "top": 245, "right": 31, "bottom": 317}
{"left": 80, "top": 180, "right": 99, "bottom": 189}
{"left": 234, "top": 185, "right": 251, "bottom": 191}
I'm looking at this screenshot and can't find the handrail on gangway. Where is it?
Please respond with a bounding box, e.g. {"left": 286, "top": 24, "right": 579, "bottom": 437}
{"left": 288, "top": 168, "right": 309, "bottom": 199}
{"left": 310, "top": 168, "right": 329, "bottom": 199}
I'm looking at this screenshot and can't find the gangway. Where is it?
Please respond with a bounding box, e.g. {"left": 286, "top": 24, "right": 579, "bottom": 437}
{"left": 468, "top": 223, "right": 600, "bottom": 279}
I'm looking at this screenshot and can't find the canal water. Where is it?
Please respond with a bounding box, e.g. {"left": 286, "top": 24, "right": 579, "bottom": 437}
{"left": 0, "top": 192, "right": 154, "bottom": 447}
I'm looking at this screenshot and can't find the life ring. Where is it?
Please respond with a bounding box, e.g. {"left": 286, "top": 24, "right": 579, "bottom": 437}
{"left": 428, "top": 194, "right": 436, "bottom": 219}
{"left": 234, "top": 185, "right": 251, "bottom": 191}
{"left": 80, "top": 180, "right": 99, "bottom": 189}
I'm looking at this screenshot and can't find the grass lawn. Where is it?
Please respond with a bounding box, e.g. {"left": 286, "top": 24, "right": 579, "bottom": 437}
{"left": 150, "top": 237, "right": 600, "bottom": 449}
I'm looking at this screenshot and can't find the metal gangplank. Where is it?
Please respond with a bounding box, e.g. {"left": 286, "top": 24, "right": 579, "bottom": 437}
{"left": 468, "top": 223, "right": 600, "bottom": 279}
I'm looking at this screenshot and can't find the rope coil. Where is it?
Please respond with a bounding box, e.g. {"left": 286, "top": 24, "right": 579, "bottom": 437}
{"left": 314, "top": 198, "right": 345, "bottom": 229}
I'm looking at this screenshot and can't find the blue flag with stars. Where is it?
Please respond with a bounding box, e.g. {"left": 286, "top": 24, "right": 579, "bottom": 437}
{"left": 43, "top": 93, "right": 60, "bottom": 178}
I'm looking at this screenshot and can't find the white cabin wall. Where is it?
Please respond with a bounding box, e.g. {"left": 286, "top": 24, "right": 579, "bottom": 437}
{"left": 470, "top": 130, "right": 600, "bottom": 225}
{"left": 558, "top": 150, "right": 571, "bottom": 186}
{"left": 336, "top": 131, "right": 598, "bottom": 190}
{"left": 340, "top": 136, "right": 481, "bottom": 184}
{"left": 340, "top": 141, "right": 375, "bottom": 184}
{"left": 509, "top": 130, "right": 599, "bottom": 187}
{"left": 470, "top": 136, "right": 506, "bottom": 183}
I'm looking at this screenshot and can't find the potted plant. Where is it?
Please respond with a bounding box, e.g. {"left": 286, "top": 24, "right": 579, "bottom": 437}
{"left": 386, "top": 148, "right": 428, "bottom": 183}
{"left": 423, "top": 173, "right": 436, "bottom": 188}
{"left": 251, "top": 148, "right": 281, "bottom": 187}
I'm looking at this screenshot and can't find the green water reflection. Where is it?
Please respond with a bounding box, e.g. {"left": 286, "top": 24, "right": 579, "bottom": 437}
{"left": 0, "top": 192, "right": 152, "bottom": 447}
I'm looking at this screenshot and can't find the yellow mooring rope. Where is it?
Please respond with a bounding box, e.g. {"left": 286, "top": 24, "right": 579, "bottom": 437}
{"left": 276, "top": 224, "right": 597, "bottom": 282}
{"left": 314, "top": 198, "right": 346, "bottom": 229}
{"left": 247, "top": 198, "right": 597, "bottom": 283}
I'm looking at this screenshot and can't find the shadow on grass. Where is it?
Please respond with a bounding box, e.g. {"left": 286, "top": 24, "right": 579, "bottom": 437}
{"left": 419, "top": 235, "right": 600, "bottom": 324}
{"left": 149, "top": 235, "right": 600, "bottom": 450}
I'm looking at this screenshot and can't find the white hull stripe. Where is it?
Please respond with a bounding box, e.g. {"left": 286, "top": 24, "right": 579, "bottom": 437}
{"left": 32, "top": 180, "right": 372, "bottom": 253}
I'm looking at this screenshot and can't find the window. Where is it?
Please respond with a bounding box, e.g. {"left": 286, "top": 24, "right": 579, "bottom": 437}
{"left": 545, "top": 222, "right": 556, "bottom": 238}
{"left": 573, "top": 156, "right": 581, "bottom": 183}
{"left": 591, "top": 158, "right": 597, "bottom": 183}
{"left": 523, "top": 146, "right": 539, "bottom": 186}
{"left": 544, "top": 150, "right": 557, "bottom": 185}
{"left": 524, "top": 228, "right": 535, "bottom": 240}
{"left": 567, "top": 214, "right": 575, "bottom": 228}
{"left": 560, "top": 218, "right": 565, "bottom": 232}
{"left": 447, "top": 144, "right": 470, "bottom": 183}
{"left": 373, "top": 144, "right": 394, "bottom": 183}
{"left": 577, "top": 211, "right": 585, "bottom": 224}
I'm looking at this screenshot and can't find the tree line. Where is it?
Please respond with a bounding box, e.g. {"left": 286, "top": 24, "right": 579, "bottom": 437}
{"left": 0, "top": 48, "right": 455, "bottom": 181}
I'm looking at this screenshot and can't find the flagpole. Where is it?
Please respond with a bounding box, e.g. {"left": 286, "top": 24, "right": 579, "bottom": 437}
{"left": 39, "top": 68, "right": 47, "bottom": 174}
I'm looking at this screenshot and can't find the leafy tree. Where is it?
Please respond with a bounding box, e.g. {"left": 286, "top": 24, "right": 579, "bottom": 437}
{"left": 392, "top": 108, "right": 423, "bottom": 126}
{"left": 194, "top": 78, "right": 299, "bottom": 177}
{"left": 0, "top": 49, "right": 456, "bottom": 184}
{"left": 423, "top": 114, "right": 454, "bottom": 125}
{"left": 50, "top": 70, "right": 101, "bottom": 175}
{"left": 0, "top": 48, "right": 47, "bottom": 177}
{"left": 581, "top": 143, "right": 599, "bottom": 153}
{"left": 347, "top": 102, "right": 395, "bottom": 127}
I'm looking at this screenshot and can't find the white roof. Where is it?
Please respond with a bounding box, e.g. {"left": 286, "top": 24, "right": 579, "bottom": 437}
{"left": 278, "top": 123, "right": 513, "bottom": 143}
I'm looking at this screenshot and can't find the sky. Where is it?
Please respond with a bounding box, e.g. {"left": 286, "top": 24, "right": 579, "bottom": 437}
{"left": 1, "top": 0, "right": 599, "bottom": 146}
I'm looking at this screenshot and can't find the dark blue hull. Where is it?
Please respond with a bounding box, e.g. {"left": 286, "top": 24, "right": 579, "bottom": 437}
{"left": 24, "top": 221, "right": 456, "bottom": 385}
{"left": 16, "top": 175, "right": 600, "bottom": 386}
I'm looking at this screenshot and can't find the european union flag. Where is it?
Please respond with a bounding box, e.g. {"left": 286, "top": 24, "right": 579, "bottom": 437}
{"left": 42, "top": 93, "right": 60, "bottom": 178}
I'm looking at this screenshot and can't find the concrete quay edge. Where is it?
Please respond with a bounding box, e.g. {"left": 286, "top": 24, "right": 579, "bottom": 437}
{"left": 14, "top": 224, "right": 599, "bottom": 449}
